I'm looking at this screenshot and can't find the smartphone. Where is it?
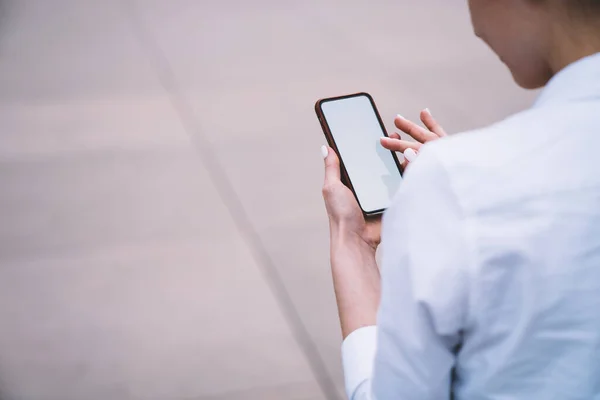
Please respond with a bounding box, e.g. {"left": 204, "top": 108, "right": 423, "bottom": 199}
{"left": 315, "top": 92, "right": 403, "bottom": 216}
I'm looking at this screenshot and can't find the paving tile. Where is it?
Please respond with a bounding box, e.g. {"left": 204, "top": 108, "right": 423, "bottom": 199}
{"left": 0, "top": 0, "right": 162, "bottom": 102}
{"left": 194, "top": 381, "right": 325, "bottom": 400}
{"left": 0, "top": 96, "right": 191, "bottom": 160}
{"left": 311, "top": 0, "right": 483, "bottom": 69}
{"left": 184, "top": 76, "right": 429, "bottom": 141}
{"left": 0, "top": 238, "right": 319, "bottom": 400}
{"left": 256, "top": 219, "right": 347, "bottom": 399}
{"left": 207, "top": 133, "right": 325, "bottom": 232}
{"left": 0, "top": 148, "right": 233, "bottom": 261}
{"left": 131, "top": 0, "right": 370, "bottom": 91}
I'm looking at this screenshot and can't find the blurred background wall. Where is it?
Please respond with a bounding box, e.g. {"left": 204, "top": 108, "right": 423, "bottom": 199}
{"left": 0, "top": 0, "right": 537, "bottom": 399}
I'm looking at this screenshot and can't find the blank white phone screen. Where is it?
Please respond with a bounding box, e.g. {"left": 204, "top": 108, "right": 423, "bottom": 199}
{"left": 321, "top": 95, "right": 402, "bottom": 213}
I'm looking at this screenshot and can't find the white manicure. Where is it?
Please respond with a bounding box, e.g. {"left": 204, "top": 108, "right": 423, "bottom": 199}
{"left": 404, "top": 148, "right": 417, "bottom": 162}
{"left": 424, "top": 108, "right": 431, "bottom": 115}
{"left": 321, "top": 145, "right": 329, "bottom": 159}
{"left": 396, "top": 114, "right": 405, "bottom": 120}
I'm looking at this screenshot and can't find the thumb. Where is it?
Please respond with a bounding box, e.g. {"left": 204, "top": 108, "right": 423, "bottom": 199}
{"left": 321, "top": 145, "right": 341, "bottom": 186}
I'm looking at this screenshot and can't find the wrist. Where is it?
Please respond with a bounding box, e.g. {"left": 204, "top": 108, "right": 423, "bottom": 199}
{"left": 328, "top": 223, "right": 381, "bottom": 338}
{"left": 330, "top": 224, "right": 377, "bottom": 256}
{"left": 330, "top": 222, "right": 378, "bottom": 253}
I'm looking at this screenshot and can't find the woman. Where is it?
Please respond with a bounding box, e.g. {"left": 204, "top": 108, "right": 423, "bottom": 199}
{"left": 321, "top": 1, "right": 600, "bottom": 399}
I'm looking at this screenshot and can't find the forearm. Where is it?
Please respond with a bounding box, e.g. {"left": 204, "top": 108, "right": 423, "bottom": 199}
{"left": 330, "top": 225, "right": 381, "bottom": 339}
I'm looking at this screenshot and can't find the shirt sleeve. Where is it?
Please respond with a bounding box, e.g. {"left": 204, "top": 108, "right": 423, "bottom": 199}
{"left": 341, "top": 144, "right": 471, "bottom": 400}
{"left": 342, "top": 326, "right": 378, "bottom": 399}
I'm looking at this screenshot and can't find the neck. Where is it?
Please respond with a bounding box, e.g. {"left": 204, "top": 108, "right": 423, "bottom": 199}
{"left": 547, "top": 19, "right": 600, "bottom": 76}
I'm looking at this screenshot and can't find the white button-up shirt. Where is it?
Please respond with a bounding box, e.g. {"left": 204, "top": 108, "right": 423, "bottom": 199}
{"left": 342, "top": 52, "right": 600, "bottom": 400}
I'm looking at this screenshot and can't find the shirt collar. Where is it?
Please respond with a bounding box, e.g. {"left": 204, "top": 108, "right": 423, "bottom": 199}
{"left": 534, "top": 51, "right": 600, "bottom": 108}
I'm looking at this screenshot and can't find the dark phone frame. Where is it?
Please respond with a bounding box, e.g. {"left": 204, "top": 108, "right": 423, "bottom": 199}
{"left": 315, "top": 92, "right": 404, "bottom": 217}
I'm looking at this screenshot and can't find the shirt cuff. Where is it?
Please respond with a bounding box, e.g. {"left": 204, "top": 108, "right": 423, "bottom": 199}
{"left": 342, "top": 326, "right": 378, "bottom": 400}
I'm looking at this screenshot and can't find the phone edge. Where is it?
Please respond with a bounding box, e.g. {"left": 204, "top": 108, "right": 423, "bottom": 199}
{"left": 314, "top": 93, "right": 398, "bottom": 217}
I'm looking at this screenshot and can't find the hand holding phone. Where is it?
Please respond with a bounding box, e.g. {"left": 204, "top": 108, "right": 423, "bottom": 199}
{"left": 321, "top": 145, "right": 384, "bottom": 248}
{"left": 316, "top": 93, "right": 403, "bottom": 216}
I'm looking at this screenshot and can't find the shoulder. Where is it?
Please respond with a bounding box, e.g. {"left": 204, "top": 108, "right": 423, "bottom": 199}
{"left": 424, "top": 108, "right": 541, "bottom": 169}
{"left": 411, "top": 108, "right": 550, "bottom": 213}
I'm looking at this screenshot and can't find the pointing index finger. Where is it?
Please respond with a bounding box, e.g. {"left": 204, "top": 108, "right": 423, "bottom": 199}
{"left": 380, "top": 137, "right": 420, "bottom": 153}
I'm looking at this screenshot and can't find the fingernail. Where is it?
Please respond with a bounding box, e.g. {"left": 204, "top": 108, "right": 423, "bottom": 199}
{"left": 404, "top": 148, "right": 417, "bottom": 162}
{"left": 321, "top": 145, "right": 329, "bottom": 159}
{"left": 424, "top": 108, "right": 431, "bottom": 115}
{"left": 396, "top": 114, "right": 405, "bottom": 120}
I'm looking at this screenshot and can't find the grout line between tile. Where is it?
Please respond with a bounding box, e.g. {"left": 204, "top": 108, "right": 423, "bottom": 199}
{"left": 120, "top": 2, "right": 341, "bottom": 399}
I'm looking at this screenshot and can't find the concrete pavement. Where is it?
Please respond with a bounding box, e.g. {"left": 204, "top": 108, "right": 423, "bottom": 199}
{"left": 0, "top": 1, "right": 537, "bottom": 399}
